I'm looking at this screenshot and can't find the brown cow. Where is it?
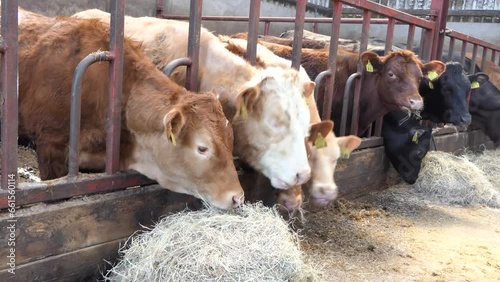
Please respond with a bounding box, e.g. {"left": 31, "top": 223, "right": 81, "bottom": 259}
{"left": 15, "top": 15, "right": 244, "bottom": 209}
{"left": 230, "top": 32, "right": 329, "bottom": 49}
{"left": 73, "top": 9, "right": 314, "bottom": 191}
{"left": 248, "top": 40, "right": 446, "bottom": 136}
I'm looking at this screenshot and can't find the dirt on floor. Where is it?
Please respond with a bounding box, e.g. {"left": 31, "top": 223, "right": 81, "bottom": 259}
{"left": 0, "top": 143, "right": 40, "bottom": 182}
{"left": 297, "top": 184, "right": 500, "bottom": 282}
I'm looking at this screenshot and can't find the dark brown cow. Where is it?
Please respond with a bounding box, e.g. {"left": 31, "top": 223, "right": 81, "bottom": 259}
{"left": 14, "top": 14, "right": 244, "bottom": 209}
{"left": 250, "top": 40, "right": 445, "bottom": 136}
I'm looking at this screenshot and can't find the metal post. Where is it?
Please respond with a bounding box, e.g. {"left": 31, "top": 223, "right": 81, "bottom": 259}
{"left": 156, "top": 0, "right": 164, "bottom": 18}
{"left": 68, "top": 52, "right": 113, "bottom": 178}
{"left": 470, "top": 44, "right": 478, "bottom": 74}
{"left": 247, "top": 0, "right": 261, "bottom": 66}
{"left": 291, "top": 0, "right": 307, "bottom": 70}
{"left": 406, "top": 24, "right": 415, "bottom": 51}
{"left": 430, "top": 0, "right": 449, "bottom": 60}
{"left": 186, "top": 0, "right": 202, "bottom": 91}
{"left": 460, "top": 41, "right": 467, "bottom": 70}
{"left": 1, "top": 0, "right": 18, "bottom": 190}
{"left": 447, "top": 37, "right": 455, "bottom": 62}
{"left": 106, "top": 0, "right": 125, "bottom": 175}
{"left": 480, "top": 47, "right": 488, "bottom": 71}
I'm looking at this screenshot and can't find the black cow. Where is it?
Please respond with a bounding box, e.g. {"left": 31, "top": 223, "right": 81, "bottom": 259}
{"left": 382, "top": 111, "right": 432, "bottom": 184}
{"left": 419, "top": 62, "right": 472, "bottom": 126}
{"left": 468, "top": 73, "right": 500, "bottom": 147}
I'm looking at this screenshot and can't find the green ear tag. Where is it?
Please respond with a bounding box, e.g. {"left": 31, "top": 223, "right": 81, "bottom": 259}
{"left": 427, "top": 70, "right": 438, "bottom": 81}
{"left": 314, "top": 133, "right": 327, "bottom": 149}
{"left": 428, "top": 81, "right": 434, "bottom": 89}
{"left": 412, "top": 131, "right": 419, "bottom": 144}
{"left": 366, "top": 60, "right": 374, "bottom": 73}
{"left": 471, "top": 81, "right": 480, "bottom": 89}
{"left": 340, "top": 147, "right": 351, "bottom": 159}
{"left": 169, "top": 132, "right": 177, "bottom": 146}
{"left": 240, "top": 100, "right": 248, "bottom": 119}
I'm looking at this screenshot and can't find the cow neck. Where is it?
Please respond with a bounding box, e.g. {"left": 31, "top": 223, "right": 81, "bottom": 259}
{"left": 358, "top": 71, "right": 386, "bottom": 134}
{"left": 198, "top": 46, "right": 259, "bottom": 121}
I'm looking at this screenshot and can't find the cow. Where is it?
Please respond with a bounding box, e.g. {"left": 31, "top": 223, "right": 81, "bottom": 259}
{"left": 219, "top": 36, "right": 362, "bottom": 208}
{"left": 382, "top": 111, "right": 432, "bottom": 184}
{"left": 13, "top": 15, "right": 244, "bottom": 209}
{"left": 468, "top": 73, "right": 500, "bottom": 147}
{"left": 230, "top": 32, "right": 329, "bottom": 49}
{"left": 239, "top": 39, "right": 445, "bottom": 136}
{"left": 73, "top": 9, "right": 314, "bottom": 190}
{"left": 418, "top": 62, "right": 472, "bottom": 126}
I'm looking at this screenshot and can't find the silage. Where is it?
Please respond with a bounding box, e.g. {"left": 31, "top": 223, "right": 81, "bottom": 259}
{"left": 103, "top": 203, "right": 319, "bottom": 282}
{"left": 412, "top": 150, "right": 500, "bottom": 207}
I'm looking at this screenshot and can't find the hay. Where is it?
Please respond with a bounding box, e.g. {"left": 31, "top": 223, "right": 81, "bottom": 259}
{"left": 103, "top": 203, "right": 319, "bottom": 282}
{"left": 412, "top": 150, "right": 500, "bottom": 207}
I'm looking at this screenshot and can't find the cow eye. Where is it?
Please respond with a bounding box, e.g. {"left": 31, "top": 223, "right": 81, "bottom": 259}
{"left": 197, "top": 146, "right": 209, "bottom": 154}
{"left": 388, "top": 71, "right": 395, "bottom": 77}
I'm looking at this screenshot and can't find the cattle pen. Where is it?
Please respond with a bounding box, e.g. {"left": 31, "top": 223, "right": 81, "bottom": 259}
{"left": 1, "top": 0, "right": 499, "bottom": 280}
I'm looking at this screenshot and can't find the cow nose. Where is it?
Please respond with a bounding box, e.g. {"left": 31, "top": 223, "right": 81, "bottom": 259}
{"left": 409, "top": 97, "right": 424, "bottom": 110}
{"left": 232, "top": 193, "right": 245, "bottom": 208}
{"left": 295, "top": 170, "right": 311, "bottom": 185}
{"left": 461, "top": 114, "right": 472, "bottom": 125}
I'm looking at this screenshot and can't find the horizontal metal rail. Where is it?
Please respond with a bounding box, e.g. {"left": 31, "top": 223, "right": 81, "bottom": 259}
{"left": 163, "top": 57, "right": 192, "bottom": 76}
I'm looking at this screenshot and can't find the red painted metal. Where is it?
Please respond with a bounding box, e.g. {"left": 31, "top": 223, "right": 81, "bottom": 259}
{"left": 460, "top": 41, "right": 467, "bottom": 69}
{"left": 446, "top": 30, "right": 500, "bottom": 52}
{"left": 264, "top": 21, "right": 270, "bottom": 35}
{"left": 321, "top": 0, "right": 342, "bottom": 121}
{"left": 1, "top": 0, "right": 18, "bottom": 191}
{"left": 384, "top": 18, "right": 395, "bottom": 54}
{"left": 68, "top": 52, "right": 113, "bottom": 179}
{"left": 246, "top": 0, "right": 261, "bottom": 66}
{"left": 447, "top": 37, "right": 455, "bottom": 62}
{"left": 291, "top": 0, "right": 306, "bottom": 70}
{"left": 492, "top": 50, "right": 497, "bottom": 65}
{"left": 470, "top": 44, "right": 478, "bottom": 74}
{"left": 106, "top": 0, "right": 125, "bottom": 175}
{"left": 406, "top": 24, "right": 415, "bottom": 50}
{"left": 430, "top": 0, "right": 449, "bottom": 60}
{"left": 421, "top": 28, "right": 433, "bottom": 62}
{"left": 156, "top": 0, "right": 164, "bottom": 18}
{"left": 350, "top": 9, "right": 371, "bottom": 136}
{"left": 480, "top": 47, "right": 488, "bottom": 71}
{"left": 0, "top": 172, "right": 156, "bottom": 209}
{"left": 185, "top": 0, "right": 202, "bottom": 91}
{"left": 341, "top": 72, "right": 360, "bottom": 137}
{"left": 313, "top": 22, "right": 318, "bottom": 33}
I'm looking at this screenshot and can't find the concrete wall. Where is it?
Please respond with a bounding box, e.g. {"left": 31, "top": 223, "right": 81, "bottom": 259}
{"left": 17, "top": 0, "right": 500, "bottom": 52}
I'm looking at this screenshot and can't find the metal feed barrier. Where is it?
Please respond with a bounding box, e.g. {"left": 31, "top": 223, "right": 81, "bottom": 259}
{"left": 1, "top": 0, "right": 500, "bottom": 209}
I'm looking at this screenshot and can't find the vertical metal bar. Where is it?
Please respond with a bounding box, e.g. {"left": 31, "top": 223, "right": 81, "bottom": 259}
{"left": 322, "top": 0, "right": 342, "bottom": 121}
{"left": 460, "top": 41, "right": 467, "bottom": 71}
{"left": 1, "top": 0, "right": 18, "bottom": 190}
{"left": 291, "top": 0, "right": 307, "bottom": 70}
{"left": 470, "top": 44, "right": 478, "bottom": 74}
{"left": 313, "top": 22, "right": 318, "bottom": 33}
{"left": 350, "top": 9, "right": 371, "bottom": 136}
{"left": 106, "top": 0, "right": 125, "bottom": 175}
{"left": 447, "top": 37, "right": 455, "bottom": 62}
{"left": 418, "top": 28, "right": 425, "bottom": 58}
{"left": 480, "top": 47, "right": 487, "bottom": 71}
{"left": 422, "top": 28, "right": 433, "bottom": 62}
{"left": 406, "top": 24, "right": 415, "bottom": 51}
{"left": 384, "top": 18, "right": 395, "bottom": 54}
{"left": 185, "top": 0, "right": 202, "bottom": 91}
{"left": 491, "top": 50, "right": 496, "bottom": 65}
{"left": 156, "top": 0, "right": 164, "bottom": 18}
{"left": 264, "top": 21, "right": 270, "bottom": 36}
{"left": 246, "top": 0, "right": 261, "bottom": 66}
{"left": 430, "top": 0, "right": 449, "bottom": 60}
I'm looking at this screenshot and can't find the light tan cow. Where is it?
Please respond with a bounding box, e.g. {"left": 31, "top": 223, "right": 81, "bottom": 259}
{"left": 73, "top": 9, "right": 314, "bottom": 190}
{"left": 219, "top": 37, "right": 362, "bottom": 207}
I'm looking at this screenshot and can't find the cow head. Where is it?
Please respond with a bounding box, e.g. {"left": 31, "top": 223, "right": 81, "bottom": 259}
{"left": 275, "top": 185, "right": 303, "bottom": 213}
{"left": 382, "top": 112, "right": 432, "bottom": 184}
{"left": 304, "top": 121, "right": 362, "bottom": 207}
{"left": 420, "top": 62, "right": 472, "bottom": 125}
{"left": 128, "top": 92, "right": 244, "bottom": 209}
{"left": 361, "top": 51, "right": 445, "bottom": 112}
{"left": 231, "top": 67, "right": 313, "bottom": 189}
{"left": 468, "top": 73, "right": 500, "bottom": 112}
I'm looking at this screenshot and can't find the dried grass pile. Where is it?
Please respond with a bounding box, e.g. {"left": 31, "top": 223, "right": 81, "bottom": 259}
{"left": 103, "top": 203, "right": 319, "bottom": 282}
{"left": 412, "top": 150, "right": 500, "bottom": 207}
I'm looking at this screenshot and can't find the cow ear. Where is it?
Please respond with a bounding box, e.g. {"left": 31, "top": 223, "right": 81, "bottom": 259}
{"left": 422, "top": 60, "right": 446, "bottom": 81}
{"left": 163, "top": 108, "right": 187, "bottom": 146}
{"left": 361, "top": 51, "right": 384, "bottom": 73}
{"left": 308, "top": 120, "right": 333, "bottom": 148}
{"left": 336, "top": 135, "right": 362, "bottom": 159}
{"left": 235, "top": 84, "right": 262, "bottom": 119}
{"left": 303, "top": 81, "right": 315, "bottom": 98}
{"left": 468, "top": 72, "right": 489, "bottom": 88}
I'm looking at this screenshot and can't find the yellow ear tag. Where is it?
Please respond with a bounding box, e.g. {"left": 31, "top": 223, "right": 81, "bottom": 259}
{"left": 340, "top": 147, "right": 351, "bottom": 159}
{"left": 314, "top": 133, "right": 327, "bottom": 149}
{"left": 169, "top": 132, "right": 177, "bottom": 146}
{"left": 428, "top": 81, "right": 434, "bottom": 89}
{"left": 427, "top": 70, "right": 438, "bottom": 81}
{"left": 240, "top": 100, "right": 248, "bottom": 119}
{"left": 412, "top": 131, "right": 419, "bottom": 144}
{"left": 365, "top": 60, "right": 374, "bottom": 73}
{"left": 471, "top": 81, "right": 480, "bottom": 89}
